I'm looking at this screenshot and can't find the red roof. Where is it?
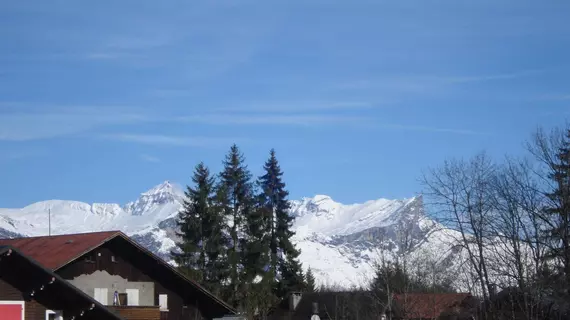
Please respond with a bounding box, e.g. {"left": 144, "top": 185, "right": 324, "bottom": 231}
{"left": 393, "top": 293, "right": 472, "bottom": 319}
{"left": 0, "top": 231, "right": 120, "bottom": 270}
{"left": 0, "top": 230, "right": 237, "bottom": 316}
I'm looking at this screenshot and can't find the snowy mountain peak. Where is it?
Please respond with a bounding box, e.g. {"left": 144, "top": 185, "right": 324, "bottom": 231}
{"left": 124, "top": 181, "right": 184, "bottom": 216}
{"left": 142, "top": 180, "right": 184, "bottom": 197}
{"left": 22, "top": 200, "right": 91, "bottom": 213}
{"left": 290, "top": 195, "right": 426, "bottom": 237}
{"left": 312, "top": 195, "right": 332, "bottom": 202}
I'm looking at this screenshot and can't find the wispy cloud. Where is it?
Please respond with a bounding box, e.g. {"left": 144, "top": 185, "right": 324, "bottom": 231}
{"left": 84, "top": 53, "right": 136, "bottom": 60}
{"left": 150, "top": 89, "right": 194, "bottom": 98}
{"left": 102, "top": 35, "right": 173, "bottom": 51}
{"left": 212, "top": 101, "right": 377, "bottom": 113}
{"left": 140, "top": 154, "right": 161, "bottom": 163}
{"left": 537, "top": 94, "right": 570, "bottom": 101}
{"left": 0, "top": 103, "right": 370, "bottom": 142}
{"left": 101, "top": 133, "right": 243, "bottom": 147}
{"left": 0, "top": 149, "right": 46, "bottom": 162}
{"left": 379, "top": 123, "right": 487, "bottom": 135}
{"left": 0, "top": 109, "right": 148, "bottom": 141}
{"left": 337, "top": 69, "right": 546, "bottom": 94}
{"left": 0, "top": 101, "right": 478, "bottom": 145}
{"left": 173, "top": 113, "right": 481, "bottom": 135}
{"left": 83, "top": 35, "right": 172, "bottom": 61}
{"left": 173, "top": 114, "right": 367, "bottom": 126}
{"left": 441, "top": 69, "right": 545, "bottom": 84}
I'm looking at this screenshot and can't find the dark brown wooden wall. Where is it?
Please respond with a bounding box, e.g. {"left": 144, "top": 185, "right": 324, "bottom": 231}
{"left": 0, "top": 277, "right": 22, "bottom": 300}
{"left": 57, "top": 244, "right": 205, "bottom": 320}
{"left": 0, "top": 278, "right": 48, "bottom": 320}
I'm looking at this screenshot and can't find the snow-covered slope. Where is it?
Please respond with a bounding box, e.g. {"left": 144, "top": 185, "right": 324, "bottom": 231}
{"left": 289, "top": 194, "right": 465, "bottom": 288}
{"left": 0, "top": 181, "right": 184, "bottom": 237}
{"left": 0, "top": 181, "right": 462, "bottom": 288}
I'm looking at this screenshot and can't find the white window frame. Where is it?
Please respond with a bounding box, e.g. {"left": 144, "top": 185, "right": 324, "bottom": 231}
{"left": 126, "top": 289, "right": 139, "bottom": 306}
{"left": 0, "top": 301, "right": 25, "bottom": 320}
{"left": 94, "top": 288, "right": 108, "bottom": 305}
{"left": 46, "top": 309, "right": 63, "bottom": 320}
{"left": 159, "top": 294, "right": 168, "bottom": 311}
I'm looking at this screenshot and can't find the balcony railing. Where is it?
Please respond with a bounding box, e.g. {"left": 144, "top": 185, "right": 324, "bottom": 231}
{"left": 108, "top": 305, "right": 163, "bottom": 320}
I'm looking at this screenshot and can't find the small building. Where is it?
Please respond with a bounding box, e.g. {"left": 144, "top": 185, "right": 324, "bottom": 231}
{"left": 0, "top": 231, "right": 236, "bottom": 320}
{"left": 266, "top": 291, "right": 476, "bottom": 320}
{"left": 267, "top": 290, "right": 382, "bottom": 320}
{"left": 0, "top": 245, "right": 124, "bottom": 320}
{"left": 389, "top": 293, "right": 477, "bottom": 320}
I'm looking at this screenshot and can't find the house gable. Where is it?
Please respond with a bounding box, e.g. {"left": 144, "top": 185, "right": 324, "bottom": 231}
{"left": 0, "top": 245, "right": 124, "bottom": 320}
{"left": 57, "top": 242, "right": 202, "bottom": 320}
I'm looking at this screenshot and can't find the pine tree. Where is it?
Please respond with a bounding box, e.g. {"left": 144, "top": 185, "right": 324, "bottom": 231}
{"left": 305, "top": 267, "right": 316, "bottom": 292}
{"left": 370, "top": 261, "right": 454, "bottom": 297}
{"left": 243, "top": 191, "right": 268, "bottom": 284}
{"left": 203, "top": 185, "right": 228, "bottom": 294}
{"left": 543, "top": 129, "right": 570, "bottom": 295}
{"left": 217, "top": 144, "right": 257, "bottom": 308}
{"left": 370, "top": 261, "right": 409, "bottom": 297}
{"left": 258, "top": 149, "right": 305, "bottom": 298}
{"left": 171, "top": 162, "right": 218, "bottom": 284}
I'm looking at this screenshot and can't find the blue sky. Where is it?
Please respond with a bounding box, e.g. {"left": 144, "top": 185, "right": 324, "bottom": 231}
{"left": 1, "top": 0, "right": 569, "bottom": 208}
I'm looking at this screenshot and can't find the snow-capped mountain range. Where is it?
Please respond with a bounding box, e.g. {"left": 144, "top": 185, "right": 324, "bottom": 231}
{"left": 0, "top": 181, "right": 464, "bottom": 288}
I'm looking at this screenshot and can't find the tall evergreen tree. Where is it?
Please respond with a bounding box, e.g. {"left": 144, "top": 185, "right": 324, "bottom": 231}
{"left": 243, "top": 189, "right": 268, "bottom": 284}
{"left": 217, "top": 144, "right": 257, "bottom": 308}
{"left": 171, "top": 162, "right": 221, "bottom": 286}
{"left": 258, "top": 149, "right": 305, "bottom": 298}
{"left": 543, "top": 129, "right": 570, "bottom": 295}
{"left": 305, "top": 267, "right": 316, "bottom": 292}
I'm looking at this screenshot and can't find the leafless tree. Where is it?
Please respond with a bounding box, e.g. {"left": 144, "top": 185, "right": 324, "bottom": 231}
{"left": 485, "top": 155, "right": 552, "bottom": 320}
{"left": 488, "top": 158, "right": 531, "bottom": 288}
{"left": 411, "top": 247, "right": 456, "bottom": 292}
{"left": 395, "top": 214, "right": 414, "bottom": 309}
{"left": 367, "top": 232, "right": 396, "bottom": 317}
{"left": 420, "top": 151, "right": 496, "bottom": 304}
{"left": 527, "top": 124, "right": 570, "bottom": 295}
{"left": 419, "top": 123, "right": 570, "bottom": 320}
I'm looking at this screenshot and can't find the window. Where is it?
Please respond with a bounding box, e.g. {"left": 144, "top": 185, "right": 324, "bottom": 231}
{"left": 85, "top": 253, "right": 95, "bottom": 263}
{"left": 126, "top": 289, "right": 139, "bottom": 306}
{"left": 46, "top": 310, "right": 63, "bottom": 320}
{"left": 94, "top": 288, "right": 108, "bottom": 305}
{"left": 111, "top": 255, "right": 117, "bottom": 263}
{"left": 159, "top": 294, "right": 168, "bottom": 311}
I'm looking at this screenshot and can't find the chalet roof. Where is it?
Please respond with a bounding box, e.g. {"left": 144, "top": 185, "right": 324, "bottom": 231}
{"left": 0, "top": 231, "right": 237, "bottom": 318}
{"left": 392, "top": 293, "right": 472, "bottom": 319}
{"left": 0, "top": 231, "right": 119, "bottom": 269}
{"left": 0, "top": 245, "right": 125, "bottom": 320}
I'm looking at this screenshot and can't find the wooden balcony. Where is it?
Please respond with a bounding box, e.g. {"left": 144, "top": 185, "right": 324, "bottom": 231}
{"left": 108, "top": 305, "right": 164, "bottom": 320}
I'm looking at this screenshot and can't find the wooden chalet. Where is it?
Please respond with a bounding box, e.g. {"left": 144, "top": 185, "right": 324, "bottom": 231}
{"left": 0, "top": 245, "right": 124, "bottom": 320}
{"left": 0, "top": 231, "right": 236, "bottom": 320}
